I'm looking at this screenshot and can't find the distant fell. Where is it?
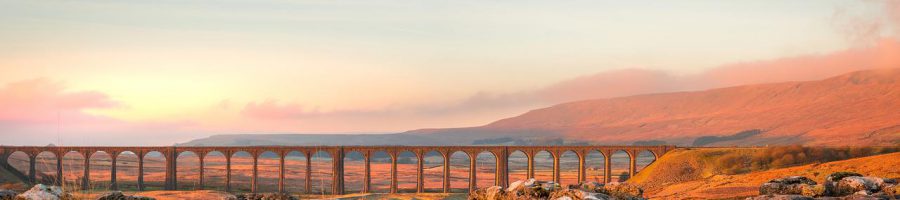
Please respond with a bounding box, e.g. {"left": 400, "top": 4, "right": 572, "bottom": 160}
{"left": 186, "top": 69, "right": 900, "bottom": 146}
{"left": 406, "top": 68, "right": 900, "bottom": 146}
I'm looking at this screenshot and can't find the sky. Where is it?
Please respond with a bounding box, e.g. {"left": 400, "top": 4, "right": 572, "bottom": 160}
{"left": 1, "top": 0, "right": 899, "bottom": 145}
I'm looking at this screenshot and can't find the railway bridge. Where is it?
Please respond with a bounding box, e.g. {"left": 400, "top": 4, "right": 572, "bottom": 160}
{"left": 0, "top": 145, "right": 675, "bottom": 194}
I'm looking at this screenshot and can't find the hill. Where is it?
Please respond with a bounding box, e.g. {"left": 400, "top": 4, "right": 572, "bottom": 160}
{"left": 185, "top": 69, "right": 900, "bottom": 146}
{"left": 406, "top": 69, "right": 900, "bottom": 146}
{"left": 631, "top": 149, "right": 900, "bottom": 199}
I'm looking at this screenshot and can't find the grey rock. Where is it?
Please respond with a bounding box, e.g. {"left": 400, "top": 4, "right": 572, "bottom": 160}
{"left": 16, "top": 184, "right": 70, "bottom": 200}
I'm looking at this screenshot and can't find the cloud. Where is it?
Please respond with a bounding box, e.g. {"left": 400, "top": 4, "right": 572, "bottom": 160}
{"left": 831, "top": 0, "right": 900, "bottom": 45}
{"left": 0, "top": 78, "right": 204, "bottom": 146}
{"left": 0, "top": 78, "right": 118, "bottom": 122}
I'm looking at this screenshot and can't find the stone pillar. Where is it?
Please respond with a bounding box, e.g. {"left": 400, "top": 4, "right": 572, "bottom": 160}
{"left": 110, "top": 155, "right": 118, "bottom": 190}
{"left": 278, "top": 153, "right": 285, "bottom": 194}
{"left": 468, "top": 155, "right": 476, "bottom": 193}
{"left": 603, "top": 154, "right": 611, "bottom": 183}
{"left": 199, "top": 155, "right": 204, "bottom": 190}
{"left": 82, "top": 154, "right": 90, "bottom": 191}
{"left": 305, "top": 154, "right": 311, "bottom": 194}
{"left": 498, "top": 148, "right": 509, "bottom": 188}
{"left": 442, "top": 152, "right": 450, "bottom": 193}
{"left": 527, "top": 153, "right": 535, "bottom": 179}
{"left": 390, "top": 153, "right": 398, "bottom": 194}
{"left": 628, "top": 151, "right": 636, "bottom": 179}
{"left": 138, "top": 154, "right": 145, "bottom": 191}
{"left": 225, "top": 155, "right": 231, "bottom": 192}
{"left": 165, "top": 149, "right": 176, "bottom": 190}
{"left": 363, "top": 153, "right": 371, "bottom": 193}
{"left": 28, "top": 154, "right": 36, "bottom": 184}
{"left": 333, "top": 148, "right": 344, "bottom": 195}
{"left": 251, "top": 154, "right": 258, "bottom": 193}
{"left": 553, "top": 153, "right": 560, "bottom": 183}
{"left": 577, "top": 153, "right": 586, "bottom": 183}
{"left": 56, "top": 156, "right": 63, "bottom": 185}
{"left": 416, "top": 152, "right": 424, "bottom": 193}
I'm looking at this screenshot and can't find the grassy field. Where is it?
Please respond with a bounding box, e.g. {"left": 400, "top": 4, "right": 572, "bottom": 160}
{"left": 629, "top": 147, "right": 900, "bottom": 199}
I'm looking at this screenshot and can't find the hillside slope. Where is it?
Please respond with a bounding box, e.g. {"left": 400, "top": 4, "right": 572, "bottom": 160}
{"left": 631, "top": 150, "right": 900, "bottom": 199}
{"left": 408, "top": 69, "right": 900, "bottom": 146}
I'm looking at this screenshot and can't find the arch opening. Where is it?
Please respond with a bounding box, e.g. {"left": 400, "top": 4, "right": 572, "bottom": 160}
{"left": 229, "top": 151, "right": 253, "bottom": 193}
{"left": 422, "top": 151, "right": 444, "bottom": 193}
{"left": 284, "top": 151, "right": 306, "bottom": 193}
{"left": 202, "top": 151, "right": 226, "bottom": 191}
{"left": 35, "top": 151, "right": 59, "bottom": 185}
{"left": 507, "top": 151, "right": 528, "bottom": 183}
{"left": 310, "top": 150, "right": 333, "bottom": 194}
{"left": 62, "top": 151, "right": 86, "bottom": 192}
{"left": 475, "top": 151, "right": 496, "bottom": 188}
{"left": 635, "top": 150, "right": 657, "bottom": 174}
{"left": 584, "top": 151, "right": 606, "bottom": 183}
{"left": 533, "top": 151, "right": 553, "bottom": 181}
{"left": 448, "top": 151, "right": 470, "bottom": 193}
{"left": 396, "top": 151, "right": 418, "bottom": 193}
{"left": 367, "top": 151, "right": 391, "bottom": 193}
{"left": 342, "top": 151, "right": 364, "bottom": 193}
{"left": 115, "top": 151, "right": 139, "bottom": 191}
{"left": 610, "top": 150, "right": 631, "bottom": 182}
{"left": 559, "top": 151, "right": 579, "bottom": 186}
{"left": 5, "top": 151, "right": 30, "bottom": 179}
{"left": 257, "top": 151, "right": 280, "bottom": 193}
{"left": 88, "top": 151, "right": 112, "bottom": 191}
{"left": 142, "top": 151, "right": 166, "bottom": 190}
{"left": 176, "top": 151, "right": 200, "bottom": 190}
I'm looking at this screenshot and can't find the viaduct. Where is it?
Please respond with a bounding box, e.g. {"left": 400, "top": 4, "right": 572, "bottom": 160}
{"left": 0, "top": 145, "right": 675, "bottom": 194}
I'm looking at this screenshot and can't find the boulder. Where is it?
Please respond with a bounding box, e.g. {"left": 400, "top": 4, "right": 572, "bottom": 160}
{"left": 800, "top": 184, "right": 825, "bottom": 197}
{"left": 548, "top": 188, "right": 584, "bottom": 200}
{"left": 570, "top": 182, "right": 604, "bottom": 193}
{"left": 832, "top": 176, "right": 882, "bottom": 196}
{"left": 508, "top": 178, "right": 536, "bottom": 192}
{"left": 745, "top": 194, "right": 815, "bottom": 200}
{"left": 582, "top": 192, "right": 612, "bottom": 200}
{"left": 542, "top": 182, "right": 561, "bottom": 191}
{"left": 96, "top": 191, "right": 126, "bottom": 200}
{"left": 16, "top": 184, "right": 70, "bottom": 200}
{"left": 94, "top": 191, "right": 155, "bottom": 200}
{"left": 826, "top": 172, "right": 863, "bottom": 183}
{"left": 773, "top": 176, "right": 818, "bottom": 185}
{"left": 602, "top": 182, "right": 644, "bottom": 199}
{"left": 235, "top": 193, "right": 297, "bottom": 200}
{"left": 0, "top": 189, "right": 17, "bottom": 200}
{"left": 760, "top": 176, "right": 818, "bottom": 195}
{"left": 883, "top": 184, "right": 897, "bottom": 196}
{"left": 468, "top": 186, "right": 507, "bottom": 200}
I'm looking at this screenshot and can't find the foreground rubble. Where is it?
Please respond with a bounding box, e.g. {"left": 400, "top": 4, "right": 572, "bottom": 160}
{"left": 468, "top": 179, "right": 645, "bottom": 200}
{"left": 748, "top": 172, "right": 899, "bottom": 199}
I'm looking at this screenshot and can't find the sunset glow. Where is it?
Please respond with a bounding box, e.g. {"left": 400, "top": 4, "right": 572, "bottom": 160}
{"left": 2, "top": 0, "right": 900, "bottom": 145}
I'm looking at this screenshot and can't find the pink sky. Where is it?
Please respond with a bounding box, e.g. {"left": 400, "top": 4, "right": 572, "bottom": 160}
{"left": 1, "top": 0, "right": 899, "bottom": 145}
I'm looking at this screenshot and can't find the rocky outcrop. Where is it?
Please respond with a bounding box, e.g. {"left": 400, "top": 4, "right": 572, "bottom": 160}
{"left": 0, "top": 189, "right": 17, "bottom": 200}
{"left": 469, "top": 179, "right": 645, "bottom": 200}
{"left": 16, "top": 184, "right": 72, "bottom": 200}
{"left": 95, "top": 191, "right": 155, "bottom": 200}
{"left": 747, "top": 172, "right": 899, "bottom": 200}
{"left": 759, "top": 176, "right": 819, "bottom": 196}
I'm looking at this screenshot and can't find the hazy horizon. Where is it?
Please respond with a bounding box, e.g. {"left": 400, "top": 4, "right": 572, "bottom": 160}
{"left": 3, "top": 0, "right": 900, "bottom": 145}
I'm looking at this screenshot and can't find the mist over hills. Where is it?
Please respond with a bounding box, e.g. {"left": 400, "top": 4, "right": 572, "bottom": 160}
{"left": 183, "top": 69, "right": 900, "bottom": 147}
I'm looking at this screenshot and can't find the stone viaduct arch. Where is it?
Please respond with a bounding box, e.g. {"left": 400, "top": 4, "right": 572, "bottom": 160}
{"left": 0, "top": 145, "right": 674, "bottom": 194}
